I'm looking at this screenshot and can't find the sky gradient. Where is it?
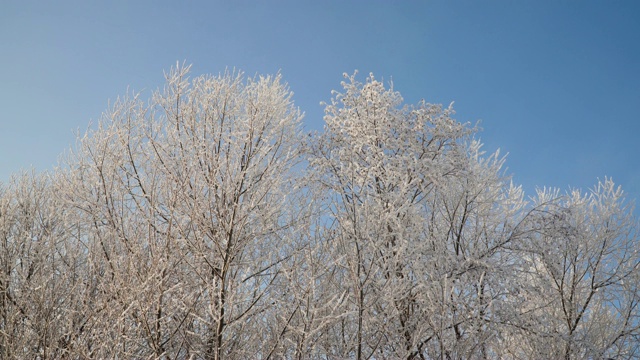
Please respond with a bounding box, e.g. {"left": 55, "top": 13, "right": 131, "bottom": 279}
{"left": 2, "top": 1, "right": 639, "bottom": 204}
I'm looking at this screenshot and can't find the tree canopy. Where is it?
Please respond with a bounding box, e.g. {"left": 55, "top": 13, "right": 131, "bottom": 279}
{"left": 1, "top": 65, "right": 638, "bottom": 359}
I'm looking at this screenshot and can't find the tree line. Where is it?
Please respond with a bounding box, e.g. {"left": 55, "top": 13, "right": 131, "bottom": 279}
{"left": 1, "top": 65, "right": 638, "bottom": 359}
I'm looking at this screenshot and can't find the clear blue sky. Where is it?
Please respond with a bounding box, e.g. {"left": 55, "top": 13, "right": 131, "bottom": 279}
{"left": 2, "top": 1, "right": 639, "bottom": 204}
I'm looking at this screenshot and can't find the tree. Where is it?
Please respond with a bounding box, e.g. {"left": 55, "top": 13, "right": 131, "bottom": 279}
{"left": 309, "top": 72, "right": 529, "bottom": 359}
{"left": 57, "top": 64, "right": 306, "bottom": 359}
{"left": 0, "top": 171, "right": 89, "bottom": 358}
{"left": 505, "top": 179, "right": 640, "bottom": 359}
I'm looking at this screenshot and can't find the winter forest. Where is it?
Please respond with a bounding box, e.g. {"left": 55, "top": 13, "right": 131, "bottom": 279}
{"left": 1, "top": 65, "right": 639, "bottom": 359}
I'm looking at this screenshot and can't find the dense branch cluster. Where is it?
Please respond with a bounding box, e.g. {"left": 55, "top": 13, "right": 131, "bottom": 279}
{"left": 1, "top": 65, "right": 638, "bottom": 359}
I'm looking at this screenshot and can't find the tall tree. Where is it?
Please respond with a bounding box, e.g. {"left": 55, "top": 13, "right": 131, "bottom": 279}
{"left": 58, "top": 64, "right": 305, "bottom": 359}
{"left": 310, "top": 72, "right": 528, "bottom": 359}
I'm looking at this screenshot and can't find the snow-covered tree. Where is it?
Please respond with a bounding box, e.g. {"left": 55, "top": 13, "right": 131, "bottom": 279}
{"left": 0, "top": 171, "right": 90, "bottom": 358}
{"left": 505, "top": 179, "right": 640, "bottom": 359}
{"left": 57, "top": 64, "right": 306, "bottom": 359}
{"left": 309, "top": 72, "right": 529, "bottom": 359}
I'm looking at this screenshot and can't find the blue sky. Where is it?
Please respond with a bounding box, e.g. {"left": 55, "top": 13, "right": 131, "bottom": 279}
{"left": 1, "top": 1, "right": 639, "bottom": 204}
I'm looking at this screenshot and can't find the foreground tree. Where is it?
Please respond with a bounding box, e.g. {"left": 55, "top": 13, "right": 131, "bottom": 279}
{"left": 57, "top": 64, "right": 306, "bottom": 359}
{"left": 309, "top": 72, "right": 530, "bottom": 359}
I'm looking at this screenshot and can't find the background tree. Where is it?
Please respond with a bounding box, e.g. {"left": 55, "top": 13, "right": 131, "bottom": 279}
{"left": 504, "top": 179, "right": 640, "bottom": 359}
{"left": 0, "top": 171, "right": 90, "bottom": 358}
